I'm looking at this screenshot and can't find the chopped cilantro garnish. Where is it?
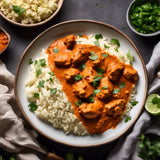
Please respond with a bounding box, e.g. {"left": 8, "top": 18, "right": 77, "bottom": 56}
{"left": 46, "top": 77, "right": 53, "bottom": 82}
{"left": 28, "top": 102, "right": 38, "bottom": 112}
{"left": 76, "top": 41, "right": 82, "bottom": 44}
{"left": 95, "top": 34, "right": 103, "bottom": 40}
{"left": 102, "top": 53, "right": 108, "bottom": 58}
{"left": 93, "top": 89, "right": 101, "bottom": 96}
{"left": 114, "top": 47, "right": 119, "bottom": 52}
{"left": 125, "top": 116, "right": 131, "bottom": 123}
{"left": 104, "top": 44, "right": 110, "bottom": 49}
{"left": 127, "top": 50, "right": 134, "bottom": 62}
{"left": 50, "top": 88, "right": 57, "bottom": 95}
{"left": 36, "top": 68, "right": 42, "bottom": 77}
{"left": 94, "top": 40, "right": 100, "bottom": 47}
{"left": 37, "top": 80, "right": 45, "bottom": 88}
{"left": 33, "top": 93, "right": 39, "bottom": 98}
{"left": 80, "top": 64, "right": 86, "bottom": 71}
{"left": 131, "top": 101, "right": 139, "bottom": 106}
{"left": 75, "top": 100, "right": 82, "bottom": 106}
{"left": 28, "top": 58, "right": 33, "bottom": 65}
{"left": 49, "top": 71, "right": 54, "bottom": 76}
{"left": 119, "top": 82, "right": 126, "bottom": 89}
{"left": 53, "top": 47, "right": 59, "bottom": 53}
{"left": 75, "top": 74, "right": 83, "bottom": 81}
{"left": 113, "top": 88, "right": 120, "bottom": 94}
{"left": 89, "top": 52, "right": 98, "bottom": 60}
{"left": 78, "top": 34, "right": 83, "bottom": 37}
{"left": 12, "top": 5, "right": 26, "bottom": 16}
{"left": 89, "top": 95, "right": 94, "bottom": 103}
{"left": 92, "top": 75, "right": 102, "bottom": 87}
{"left": 110, "top": 39, "right": 120, "bottom": 47}
{"left": 97, "top": 67, "right": 104, "bottom": 76}
{"left": 35, "top": 58, "right": 46, "bottom": 67}
{"left": 103, "top": 86, "right": 108, "bottom": 90}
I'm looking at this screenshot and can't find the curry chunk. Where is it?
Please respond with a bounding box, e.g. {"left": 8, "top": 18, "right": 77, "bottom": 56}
{"left": 79, "top": 100, "right": 103, "bottom": 119}
{"left": 105, "top": 99, "right": 126, "bottom": 118}
{"left": 54, "top": 54, "right": 71, "bottom": 67}
{"left": 72, "top": 46, "right": 90, "bottom": 67}
{"left": 64, "top": 34, "right": 76, "bottom": 50}
{"left": 123, "top": 65, "right": 138, "bottom": 82}
{"left": 64, "top": 68, "right": 80, "bottom": 82}
{"left": 73, "top": 80, "right": 94, "bottom": 99}
{"left": 81, "top": 66, "right": 97, "bottom": 83}
{"left": 107, "top": 61, "right": 124, "bottom": 81}
{"left": 97, "top": 77, "right": 114, "bottom": 100}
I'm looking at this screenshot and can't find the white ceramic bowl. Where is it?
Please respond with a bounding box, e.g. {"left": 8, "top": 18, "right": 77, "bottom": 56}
{"left": 15, "top": 20, "right": 148, "bottom": 147}
{"left": 126, "top": 0, "right": 160, "bottom": 37}
{"left": 0, "top": 0, "right": 63, "bottom": 27}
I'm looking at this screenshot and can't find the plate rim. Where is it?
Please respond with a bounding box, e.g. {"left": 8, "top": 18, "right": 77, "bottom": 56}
{"left": 14, "top": 19, "right": 148, "bottom": 147}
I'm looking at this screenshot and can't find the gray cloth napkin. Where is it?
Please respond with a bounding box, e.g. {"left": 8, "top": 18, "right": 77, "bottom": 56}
{"left": 107, "top": 41, "right": 160, "bottom": 160}
{"left": 0, "top": 60, "right": 47, "bottom": 160}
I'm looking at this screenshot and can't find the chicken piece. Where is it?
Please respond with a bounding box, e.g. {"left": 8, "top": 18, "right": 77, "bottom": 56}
{"left": 64, "top": 34, "right": 76, "bottom": 50}
{"left": 79, "top": 100, "right": 103, "bottom": 119}
{"left": 92, "top": 51, "right": 105, "bottom": 68}
{"left": 54, "top": 54, "right": 71, "bottom": 67}
{"left": 73, "top": 80, "right": 94, "bottom": 99}
{"left": 72, "top": 46, "right": 90, "bottom": 67}
{"left": 123, "top": 65, "right": 138, "bottom": 82}
{"left": 81, "top": 66, "right": 97, "bottom": 83}
{"left": 105, "top": 99, "right": 126, "bottom": 117}
{"left": 107, "top": 61, "right": 124, "bottom": 81}
{"left": 64, "top": 68, "right": 80, "bottom": 82}
{"left": 97, "top": 77, "right": 114, "bottom": 100}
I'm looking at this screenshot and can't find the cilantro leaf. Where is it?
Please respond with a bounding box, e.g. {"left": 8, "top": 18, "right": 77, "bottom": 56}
{"left": 92, "top": 75, "right": 102, "bottom": 87}
{"left": 53, "top": 47, "right": 59, "bottom": 53}
{"left": 89, "top": 95, "right": 94, "bottom": 103}
{"left": 95, "top": 34, "right": 103, "bottom": 40}
{"left": 93, "top": 89, "right": 101, "bottom": 96}
{"left": 125, "top": 116, "right": 131, "bottom": 123}
{"left": 94, "top": 40, "right": 100, "bottom": 47}
{"left": 97, "top": 67, "right": 104, "bottom": 76}
{"left": 89, "top": 52, "right": 98, "bottom": 60}
{"left": 33, "top": 93, "right": 39, "bottom": 98}
{"left": 28, "top": 58, "right": 33, "bottom": 65}
{"left": 127, "top": 50, "right": 134, "bottom": 62}
{"left": 103, "top": 86, "right": 108, "bottom": 90}
{"left": 110, "top": 39, "right": 120, "bottom": 47}
{"left": 75, "top": 75, "right": 83, "bottom": 81}
{"left": 49, "top": 71, "right": 55, "bottom": 76}
{"left": 28, "top": 102, "right": 38, "bottom": 112}
{"left": 35, "top": 58, "right": 46, "bottom": 67}
{"left": 80, "top": 64, "right": 86, "bottom": 71}
{"left": 37, "top": 80, "right": 45, "bottom": 88}
{"left": 113, "top": 88, "right": 120, "bottom": 94}
{"left": 36, "top": 68, "right": 42, "bottom": 77}
{"left": 104, "top": 44, "right": 110, "bottom": 48}
{"left": 12, "top": 5, "right": 26, "bottom": 16}
{"left": 102, "top": 53, "right": 108, "bottom": 58}
{"left": 50, "top": 88, "right": 57, "bottom": 95}
{"left": 46, "top": 77, "right": 53, "bottom": 82}
{"left": 119, "top": 82, "right": 126, "bottom": 89}
{"left": 131, "top": 101, "right": 139, "bottom": 106}
{"left": 75, "top": 100, "right": 82, "bottom": 106}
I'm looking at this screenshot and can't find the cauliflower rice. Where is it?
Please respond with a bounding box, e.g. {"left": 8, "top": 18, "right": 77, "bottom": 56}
{"left": 25, "top": 34, "right": 136, "bottom": 136}
{"left": 0, "top": 0, "right": 58, "bottom": 24}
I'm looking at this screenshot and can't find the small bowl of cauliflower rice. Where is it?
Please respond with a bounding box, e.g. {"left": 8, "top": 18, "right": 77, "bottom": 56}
{"left": 0, "top": 0, "right": 63, "bottom": 27}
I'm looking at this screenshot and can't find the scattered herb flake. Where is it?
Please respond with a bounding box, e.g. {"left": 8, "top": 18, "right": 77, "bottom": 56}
{"left": 75, "top": 100, "right": 82, "bottom": 106}
{"left": 50, "top": 88, "right": 57, "bottom": 95}
{"left": 12, "top": 5, "right": 26, "bottom": 16}
{"left": 114, "top": 47, "right": 119, "bottom": 52}
{"left": 78, "top": 34, "right": 83, "bottom": 37}
{"left": 28, "top": 58, "right": 33, "bottom": 65}
{"left": 36, "top": 68, "right": 42, "bottom": 77}
{"left": 127, "top": 50, "right": 134, "bottom": 62}
{"left": 110, "top": 39, "right": 120, "bottom": 47}
{"left": 97, "top": 67, "right": 104, "bottom": 76}
{"left": 102, "top": 53, "right": 108, "bottom": 58}
{"left": 93, "top": 75, "right": 102, "bottom": 87}
{"left": 104, "top": 44, "right": 110, "bottom": 48}
{"left": 75, "top": 74, "right": 83, "bottom": 81}
{"left": 37, "top": 80, "right": 45, "bottom": 88}
{"left": 28, "top": 102, "right": 38, "bottom": 112}
{"left": 125, "top": 116, "right": 131, "bottom": 123}
{"left": 93, "top": 89, "right": 101, "bottom": 96}
{"left": 103, "top": 86, "right": 108, "bottom": 90}
{"left": 33, "top": 93, "right": 39, "bottom": 98}
{"left": 94, "top": 40, "right": 100, "bottom": 47}
{"left": 89, "top": 95, "right": 94, "bottom": 103}
{"left": 131, "top": 101, "right": 139, "bottom": 106}
{"left": 46, "top": 77, "right": 53, "bottom": 82}
{"left": 35, "top": 58, "right": 46, "bottom": 67}
{"left": 53, "top": 47, "right": 59, "bottom": 53}
{"left": 95, "top": 34, "right": 103, "bottom": 40}
{"left": 49, "top": 71, "right": 55, "bottom": 76}
{"left": 113, "top": 88, "right": 120, "bottom": 94}
{"left": 119, "top": 82, "right": 126, "bottom": 89}
{"left": 76, "top": 41, "right": 82, "bottom": 44}
{"left": 80, "top": 64, "right": 86, "bottom": 71}
{"left": 89, "top": 52, "right": 98, "bottom": 60}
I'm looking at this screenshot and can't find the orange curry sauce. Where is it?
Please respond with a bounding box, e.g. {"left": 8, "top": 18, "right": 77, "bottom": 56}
{"left": 46, "top": 35, "right": 138, "bottom": 134}
{"left": 0, "top": 31, "right": 8, "bottom": 52}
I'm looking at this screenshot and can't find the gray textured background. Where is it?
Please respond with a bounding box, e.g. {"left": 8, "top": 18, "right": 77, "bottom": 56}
{"left": 0, "top": 0, "right": 160, "bottom": 159}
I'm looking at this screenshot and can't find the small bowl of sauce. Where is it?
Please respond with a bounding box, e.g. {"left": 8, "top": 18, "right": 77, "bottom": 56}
{"left": 0, "top": 27, "right": 10, "bottom": 54}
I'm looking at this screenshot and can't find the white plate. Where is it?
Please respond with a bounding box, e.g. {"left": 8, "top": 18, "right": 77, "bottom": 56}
{"left": 15, "top": 20, "right": 148, "bottom": 147}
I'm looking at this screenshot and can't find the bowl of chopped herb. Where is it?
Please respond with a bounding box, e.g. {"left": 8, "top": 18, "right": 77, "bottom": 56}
{"left": 126, "top": 0, "right": 160, "bottom": 36}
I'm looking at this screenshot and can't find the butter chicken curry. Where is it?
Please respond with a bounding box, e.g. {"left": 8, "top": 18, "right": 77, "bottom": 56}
{"left": 46, "top": 34, "right": 138, "bottom": 134}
